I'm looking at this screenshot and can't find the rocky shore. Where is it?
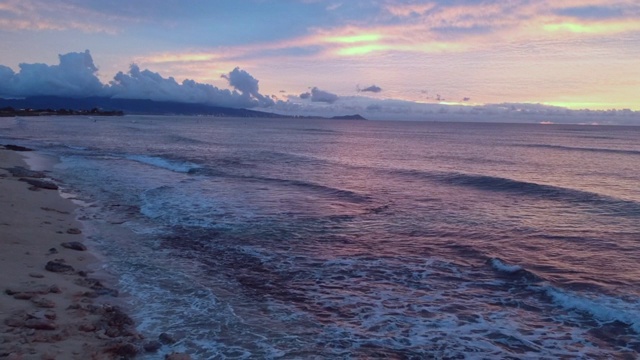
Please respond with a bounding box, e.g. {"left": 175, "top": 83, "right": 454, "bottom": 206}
{"left": 0, "top": 145, "right": 189, "bottom": 359}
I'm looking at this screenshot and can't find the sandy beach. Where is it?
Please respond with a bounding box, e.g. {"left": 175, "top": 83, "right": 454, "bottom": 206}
{"left": 0, "top": 147, "right": 141, "bottom": 359}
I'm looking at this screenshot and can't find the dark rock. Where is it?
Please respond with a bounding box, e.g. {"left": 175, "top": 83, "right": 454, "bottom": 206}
{"left": 65, "top": 228, "right": 82, "bottom": 235}
{"left": 9, "top": 286, "right": 57, "bottom": 300}
{"left": 4, "top": 312, "right": 26, "bottom": 327}
{"left": 104, "top": 306, "right": 134, "bottom": 328}
{"left": 4, "top": 144, "right": 33, "bottom": 151}
{"left": 79, "top": 323, "right": 96, "bottom": 332}
{"left": 61, "top": 241, "right": 86, "bottom": 250}
{"left": 13, "top": 292, "right": 35, "bottom": 300}
{"left": 143, "top": 340, "right": 162, "bottom": 352}
{"left": 94, "top": 288, "right": 119, "bottom": 297}
{"left": 45, "top": 260, "right": 75, "bottom": 273}
{"left": 47, "top": 247, "right": 58, "bottom": 255}
{"left": 105, "top": 342, "right": 139, "bottom": 357}
{"left": 48, "top": 285, "right": 62, "bottom": 294}
{"left": 159, "top": 332, "right": 176, "bottom": 344}
{"left": 24, "top": 319, "right": 57, "bottom": 330}
{"left": 74, "top": 278, "right": 118, "bottom": 297}
{"left": 26, "top": 310, "right": 56, "bottom": 321}
{"left": 165, "top": 353, "right": 192, "bottom": 360}
{"left": 32, "top": 332, "right": 66, "bottom": 344}
{"left": 6, "top": 285, "right": 51, "bottom": 297}
{"left": 41, "top": 207, "right": 70, "bottom": 214}
{"left": 28, "top": 272, "right": 45, "bottom": 278}
{"left": 105, "top": 327, "right": 122, "bottom": 338}
{"left": 97, "top": 305, "right": 135, "bottom": 336}
{"left": 44, "top": 310, "right": 56, "bottom": 320}
{"left": 82, "top": 291, "right": 99, "bottom": 298}
{"left": 19, "top": 178, "right": 58, "bottom": 190}
{"left": 31, "top": 296, "right": 56, "bottom": 308}
{"left": 4, "top": 289, "right": 18, "bottom": 295}
{"left": 86, "top": 304, "right": 101, "bottom": 314}
{"left": 3, "top": 166, "right": 45, "bottom": 178}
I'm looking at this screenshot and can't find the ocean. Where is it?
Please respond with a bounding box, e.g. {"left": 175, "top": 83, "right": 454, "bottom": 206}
{"left": 1, "top": 115, "right": 639, "bottom": 359}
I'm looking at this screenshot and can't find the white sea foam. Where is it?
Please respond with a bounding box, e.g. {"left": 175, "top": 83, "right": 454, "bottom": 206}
{"left": 126, "top": 154, "right": 200, "bottom": 173}
{"left": 21, "top": 150, "right": 57, "bottom": 171}
{"left": 545, "top": 287, "right": 640, "bottom": 333}
{"left": 490, "top": 258, "right": 523, "bottom": 273}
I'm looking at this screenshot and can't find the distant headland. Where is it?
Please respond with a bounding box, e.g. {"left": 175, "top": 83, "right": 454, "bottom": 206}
{"left": 0, "top": 106, "right": 123, "bottom": 117}
{"left": 0, "top": 96, "right": 367, "bottom": 120}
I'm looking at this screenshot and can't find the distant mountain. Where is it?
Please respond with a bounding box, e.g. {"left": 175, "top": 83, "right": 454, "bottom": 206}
{"left": 0, "top": 96, "right": 287, "bottom": 118}
{"left": 0, "top": 96, "right": 368, "bottom": 120}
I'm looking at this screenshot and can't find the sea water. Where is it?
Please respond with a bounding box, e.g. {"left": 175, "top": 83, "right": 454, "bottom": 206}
{"left": 1, "top": 115, "right": 640, "bottom": 359}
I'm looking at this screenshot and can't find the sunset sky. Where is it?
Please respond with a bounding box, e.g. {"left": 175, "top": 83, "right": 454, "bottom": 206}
{"left": 0, "top": 0, "right": 639, "bottom": 119}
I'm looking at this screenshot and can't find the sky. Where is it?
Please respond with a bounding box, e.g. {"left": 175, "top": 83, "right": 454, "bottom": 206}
{"left": 0, "top": 0, "right": 639, "bottom": 122}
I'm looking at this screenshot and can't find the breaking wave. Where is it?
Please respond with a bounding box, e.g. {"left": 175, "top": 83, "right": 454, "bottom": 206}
{"left": 126, "top": 154, "right": 201, "bottom": 173}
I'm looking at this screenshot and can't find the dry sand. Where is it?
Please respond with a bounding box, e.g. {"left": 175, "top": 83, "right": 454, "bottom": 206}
{"left": 0, "top": 148, "right": 141, "bottom": 359}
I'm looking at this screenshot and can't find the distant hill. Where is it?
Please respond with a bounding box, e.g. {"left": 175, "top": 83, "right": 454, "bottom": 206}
{"left": 0, "top": 96, "right": 287, "bottom": 118}
{"left": 0, "top": 96, "right": 368, "bottom": 120}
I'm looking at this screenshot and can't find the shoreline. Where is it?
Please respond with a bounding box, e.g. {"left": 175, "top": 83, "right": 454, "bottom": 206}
{"left": 0, "top": 146, "right": 142, "bottom": 359}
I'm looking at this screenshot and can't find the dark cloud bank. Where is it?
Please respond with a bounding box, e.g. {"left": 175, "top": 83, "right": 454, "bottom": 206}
{"left": 0, "top": 50, "right": 274, "bottom": 109}
{"left": 358, "top": 85, "right": 382, "bottom": 93}
{"left": 299, "top": 87, "right": 339, "bottom": 104}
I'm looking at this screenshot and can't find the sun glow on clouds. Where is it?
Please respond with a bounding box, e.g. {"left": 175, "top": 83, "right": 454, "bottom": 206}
{"left": 126, "top": 1, "right": 640, "bottom": 64}
{"left": 2, "top": 0, "right": 640, "bottom": 113}
{"left": 325, "top": 33, "right": 381, "bottom": 44}
{"left": 337, "top": 44, "right": 388, "bottom": 56}
{"left": 543, "top": 19, "right": 640, "bottom": 34}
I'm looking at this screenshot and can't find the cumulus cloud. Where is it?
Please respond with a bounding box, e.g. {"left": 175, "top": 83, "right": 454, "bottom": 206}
{"left": 299, "top": 92, "right": 311, "bottom": 99}
{"left": 110, "top": 64, "right": 273, "bottom": 108}
{"left": 221, "top": 67, "right": 274, "bottom": 106}
{"left": 0, "top": 50, "right": 106, "bottom": 97}
{"left": 309, "top": 87, "right": 339, "bottom": 103}
{"left": 0, "top": 50, "right": 274, "bottom": 108}
{"left": 358, "top": 84, "right": 382, "bottom": 93}
{"left": 110, "top": 65, "right": 235, "bottom": 107}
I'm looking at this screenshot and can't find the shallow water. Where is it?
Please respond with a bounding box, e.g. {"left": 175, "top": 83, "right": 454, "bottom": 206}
{"left": 2, "top": 115, "right": 640, "bottom": 358}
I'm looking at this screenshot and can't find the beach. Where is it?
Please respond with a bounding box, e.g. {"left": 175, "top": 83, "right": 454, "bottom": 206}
{"left": 0, "top": 147, "right": 140, "bottom": 359}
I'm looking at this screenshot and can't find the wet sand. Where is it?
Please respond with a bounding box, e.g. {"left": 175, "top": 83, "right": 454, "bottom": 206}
{"left": 0, "top": 147, "right": 140, "bottom": 359}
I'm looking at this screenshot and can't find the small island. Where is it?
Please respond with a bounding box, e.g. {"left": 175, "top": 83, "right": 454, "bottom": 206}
{"left": 330, "top": 114, "right": 367, "bottom": 120}
{"left": 0, "top": 106, "right": 124, "bottom": 117}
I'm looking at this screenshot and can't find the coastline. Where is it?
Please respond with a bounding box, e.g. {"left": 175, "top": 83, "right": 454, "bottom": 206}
{"left": 0, "top": 147, "right": 140, "bottom": 359}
